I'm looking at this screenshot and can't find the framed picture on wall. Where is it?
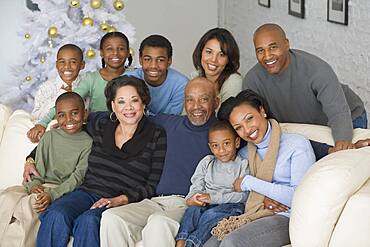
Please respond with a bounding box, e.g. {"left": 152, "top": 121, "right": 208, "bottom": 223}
{"left": 288, "top": 0, "right": 305, "bottom": 18}
{"left": 327, "top": 0, "right": 348, "bottom": 25}
{"left": 258, "top": 0, "right": 270, "bottom": 8}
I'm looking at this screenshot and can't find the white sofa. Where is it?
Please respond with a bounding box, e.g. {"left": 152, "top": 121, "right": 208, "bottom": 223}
{"left": 0, "top": 104, "right": 369, "bottom": 247}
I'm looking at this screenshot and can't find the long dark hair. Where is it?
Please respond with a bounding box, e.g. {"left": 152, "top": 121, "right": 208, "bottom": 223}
{"left": 193, "top": 28, "right": 240, "bottom": 91}
{"left": 100, "top": 32, "right": 133, "bottom": 68}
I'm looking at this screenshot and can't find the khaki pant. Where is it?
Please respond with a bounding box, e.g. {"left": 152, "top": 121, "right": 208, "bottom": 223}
{"left": 100, "top": 195, "right": 187, "bottom": 247}
{"left": 0, "top": 186, "right": 39, "bottom": 247}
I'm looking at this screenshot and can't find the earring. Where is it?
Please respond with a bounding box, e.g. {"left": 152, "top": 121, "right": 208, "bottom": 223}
{"left": 264, "top": 114, "right": 267, "bottom": 118}
{"left": 143, "top": 106, "right": 149, "bottom": 116}
{"left": 110, "top": 112, "right": 118, "bottom": 122}
{"left": 124, "top": 59, "right": 130, "bottom": 68}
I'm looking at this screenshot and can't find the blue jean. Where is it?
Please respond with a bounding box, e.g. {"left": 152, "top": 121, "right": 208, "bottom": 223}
{"left": 352, "top": 110, "right": 368, "bottom": 129}
{"left": 36, "top": 189, "right": 106, "bottom": 247}
{"left": 176, "top": 203, "right": 245, "bottom": 247}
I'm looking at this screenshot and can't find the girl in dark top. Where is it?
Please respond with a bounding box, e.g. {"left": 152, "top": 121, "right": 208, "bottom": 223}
{"left": 36, "top": 75, "right": 167, "bottom": 247}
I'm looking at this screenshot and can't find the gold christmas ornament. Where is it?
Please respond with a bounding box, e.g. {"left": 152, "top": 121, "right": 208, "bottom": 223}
{"left": 90, "top": 0, "right": 102, "bottom": 9}
{"left": 69, "top": 0, "right": 80, "bottom": 8}
{"left": 107, "top": 25, "right": 117, "bottom": 33}
{"left": 86, "top": 49, "right": 96, "bottom": 59}
{"left": 113, "top": 0, "right": 124, "bottom": 11}
{"left": 24, "top": 33, "right": 31, "bottom": 40}
{"left": 129, "top": 47, "right": 135, "bottom": 57}
{"left": 25, "top": 76, "right": 32, "bottom": 81}
{"left": 100, "top": 22, "right": 109, "bottom": 32}
{"left": 82, "top": 17, "right": 94, "bottom": 26}
{"left": 47, "top": 26, "right": 58, "bottom": 38}
{"left": 40, "top": 56, "right": 46, "bottom": 63}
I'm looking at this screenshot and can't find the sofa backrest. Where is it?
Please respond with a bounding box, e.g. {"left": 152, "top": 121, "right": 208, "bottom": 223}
{"left": 0, "top": 110, "right": 36, "bottom": 189}
{"left": 0, "top": 104, "right": 13, "bottom": 142}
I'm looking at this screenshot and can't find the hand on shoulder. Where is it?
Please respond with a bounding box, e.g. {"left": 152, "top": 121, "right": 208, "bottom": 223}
{"left": 27, "top": 124, "right": 46, "bottom": 143}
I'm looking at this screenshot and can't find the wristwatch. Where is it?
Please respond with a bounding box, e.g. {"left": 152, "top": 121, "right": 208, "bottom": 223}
{"left": 26, "top": 157, "right": 36, "bottom": 165}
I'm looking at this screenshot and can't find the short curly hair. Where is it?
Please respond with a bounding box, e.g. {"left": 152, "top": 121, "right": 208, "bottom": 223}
{"left": 139, "top": 34, "right": 172, "bottom": 58}
{"left": 104, "top": 75, "right": 151, "bottom": 112}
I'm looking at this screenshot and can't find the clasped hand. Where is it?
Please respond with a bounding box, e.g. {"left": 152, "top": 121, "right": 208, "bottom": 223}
{"left": 186, "top": 193, "right": 211, "bottom": 207}
{"left": 30, "top": 185, "right": 51, "bottom": 213}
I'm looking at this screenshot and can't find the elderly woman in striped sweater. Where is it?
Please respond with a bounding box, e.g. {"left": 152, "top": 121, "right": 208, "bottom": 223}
{"left": 35, "top": 75, "right": 167, "bottom": 247}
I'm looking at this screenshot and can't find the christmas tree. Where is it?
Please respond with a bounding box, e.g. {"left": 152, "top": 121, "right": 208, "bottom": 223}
{"left": 0, "top": 0, "right": 135, "bottom": 111}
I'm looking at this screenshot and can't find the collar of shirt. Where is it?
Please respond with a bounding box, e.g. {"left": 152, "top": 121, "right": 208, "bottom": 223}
{"left": 256, "top": 121, "right": 272, "bottom": 150}
{"left": 57, "top": 74, "right": 82, "bottom": 91}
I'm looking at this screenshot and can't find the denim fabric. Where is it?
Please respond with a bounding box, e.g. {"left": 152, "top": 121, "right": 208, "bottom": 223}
{"left": 310, "top": 140, "right": 330, "bottom": 161}
{"left": 36, "top": 189, "right": 106, "bottom": 247}
{"left": 176, "top": 203, "right": 245, "bottom": 247}
{"left": 204, "top": 215, "right": 290, "bottom": 247}
{"left": 352, "top": 110, "right": 368, "bottom": 129}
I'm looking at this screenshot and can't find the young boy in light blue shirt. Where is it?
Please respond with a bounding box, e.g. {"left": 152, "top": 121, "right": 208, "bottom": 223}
{"left": 125, "top": 35, "right": 188, "bottom": 115}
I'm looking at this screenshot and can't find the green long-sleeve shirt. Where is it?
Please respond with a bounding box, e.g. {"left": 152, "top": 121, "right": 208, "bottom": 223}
{"left": 25, "top": 128, "right": 92, "bottom": 201}
{"left": 37, "top": 70, "right": 108, "bottom": 127}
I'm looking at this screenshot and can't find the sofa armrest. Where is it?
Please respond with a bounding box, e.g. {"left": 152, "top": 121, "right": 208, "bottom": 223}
{"left": 289, "top": 147, "right": 370, "bottom": 247}
{"left": 329, "top": 178, "right": 370, "bottom": 247}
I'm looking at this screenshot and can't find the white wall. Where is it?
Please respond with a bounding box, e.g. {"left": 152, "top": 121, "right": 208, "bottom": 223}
{"left": 125, "top": 0, "right": 218, "bottom": 76}
{"left": 0, "top": 1, "right": 27, "bottom": 84}
{"left": 0, "top": 0, "right": 218, "bottom": 85}
{"left": 218, "top": 0, "right": 370, "bottom": 121}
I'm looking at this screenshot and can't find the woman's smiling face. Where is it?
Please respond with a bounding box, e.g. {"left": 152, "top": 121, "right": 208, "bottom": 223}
{"left": 111, "top": 85, "right": 145, "bottom": 126}
{"left": 229, "top": 103, "right": 268, "bottom": 144}
{"left": 201, "top": 38, "right": 228, "bottom": 82}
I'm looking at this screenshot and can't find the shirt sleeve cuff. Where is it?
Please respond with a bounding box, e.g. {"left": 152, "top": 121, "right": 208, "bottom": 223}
{"left": 241, "top": 175, "right": 253, "bottom": 191}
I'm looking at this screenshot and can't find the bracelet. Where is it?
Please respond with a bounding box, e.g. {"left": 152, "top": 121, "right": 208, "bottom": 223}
{"left": 26, "top": 157, "right": 36, "bottom": 165}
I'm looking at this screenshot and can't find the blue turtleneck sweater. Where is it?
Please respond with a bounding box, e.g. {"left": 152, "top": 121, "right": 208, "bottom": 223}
{"left": 150, "top": 114, "right": 216, "bottom": 196}
{"left": 238, "top": 122, "right": 315, "bottom": 215}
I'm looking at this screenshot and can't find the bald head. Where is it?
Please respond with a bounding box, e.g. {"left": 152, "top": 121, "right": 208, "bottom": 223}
{"left": 253, "top": 23, "right": 287, "bottom": 41}
{"left": 252, "top": 23, "right": 290, "bottom": 75}
{"left": 185, "top": 77, "right": 216, "bottom": 98}
{"left": 185, "top": 77, "right": 219, "bottom": 126}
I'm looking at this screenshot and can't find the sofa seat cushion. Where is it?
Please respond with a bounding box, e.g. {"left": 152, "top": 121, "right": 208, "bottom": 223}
{"left": 289, "top": 147, "right": 370, "bottom": 247}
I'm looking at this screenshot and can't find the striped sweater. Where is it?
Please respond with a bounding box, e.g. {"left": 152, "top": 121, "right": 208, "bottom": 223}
{"left": 79, "top": 112, "right": 167, "bottom": 203}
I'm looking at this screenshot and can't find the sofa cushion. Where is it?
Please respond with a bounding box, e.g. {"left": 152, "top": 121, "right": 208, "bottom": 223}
{"left": 329, "top": 178, "right": 370, "bottom": 247}
{"left": 0, "top": 110, "right": 36, "bottom": 189}
{"left": 289, "top": 147, "right": 370, "bottom": 247}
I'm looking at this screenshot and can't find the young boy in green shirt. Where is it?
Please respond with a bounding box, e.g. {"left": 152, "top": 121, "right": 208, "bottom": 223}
{"left": 0, "top": 92, "right": 92, "bottom": 246}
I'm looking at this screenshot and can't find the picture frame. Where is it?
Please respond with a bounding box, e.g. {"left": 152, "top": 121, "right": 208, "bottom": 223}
{"left": 288, "top": 0, "right": 305, "bottom": 19}
{"left": 327, "top": 0, "right": 348, "bottom": 25}
{"left": 258, "top": 0, "right": 270, "bottom": 8}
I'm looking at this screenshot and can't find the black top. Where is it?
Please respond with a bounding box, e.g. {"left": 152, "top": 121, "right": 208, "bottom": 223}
{"left": 77, "top": 112, "right": 166, "bottom": 202}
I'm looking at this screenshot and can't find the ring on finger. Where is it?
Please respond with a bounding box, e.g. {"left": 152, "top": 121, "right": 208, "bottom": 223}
{"left": 107, "top": 200, "right": 111, "bottom": 204}
{"left": 268, "top": 205, "right": 273, "bottom": 209}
